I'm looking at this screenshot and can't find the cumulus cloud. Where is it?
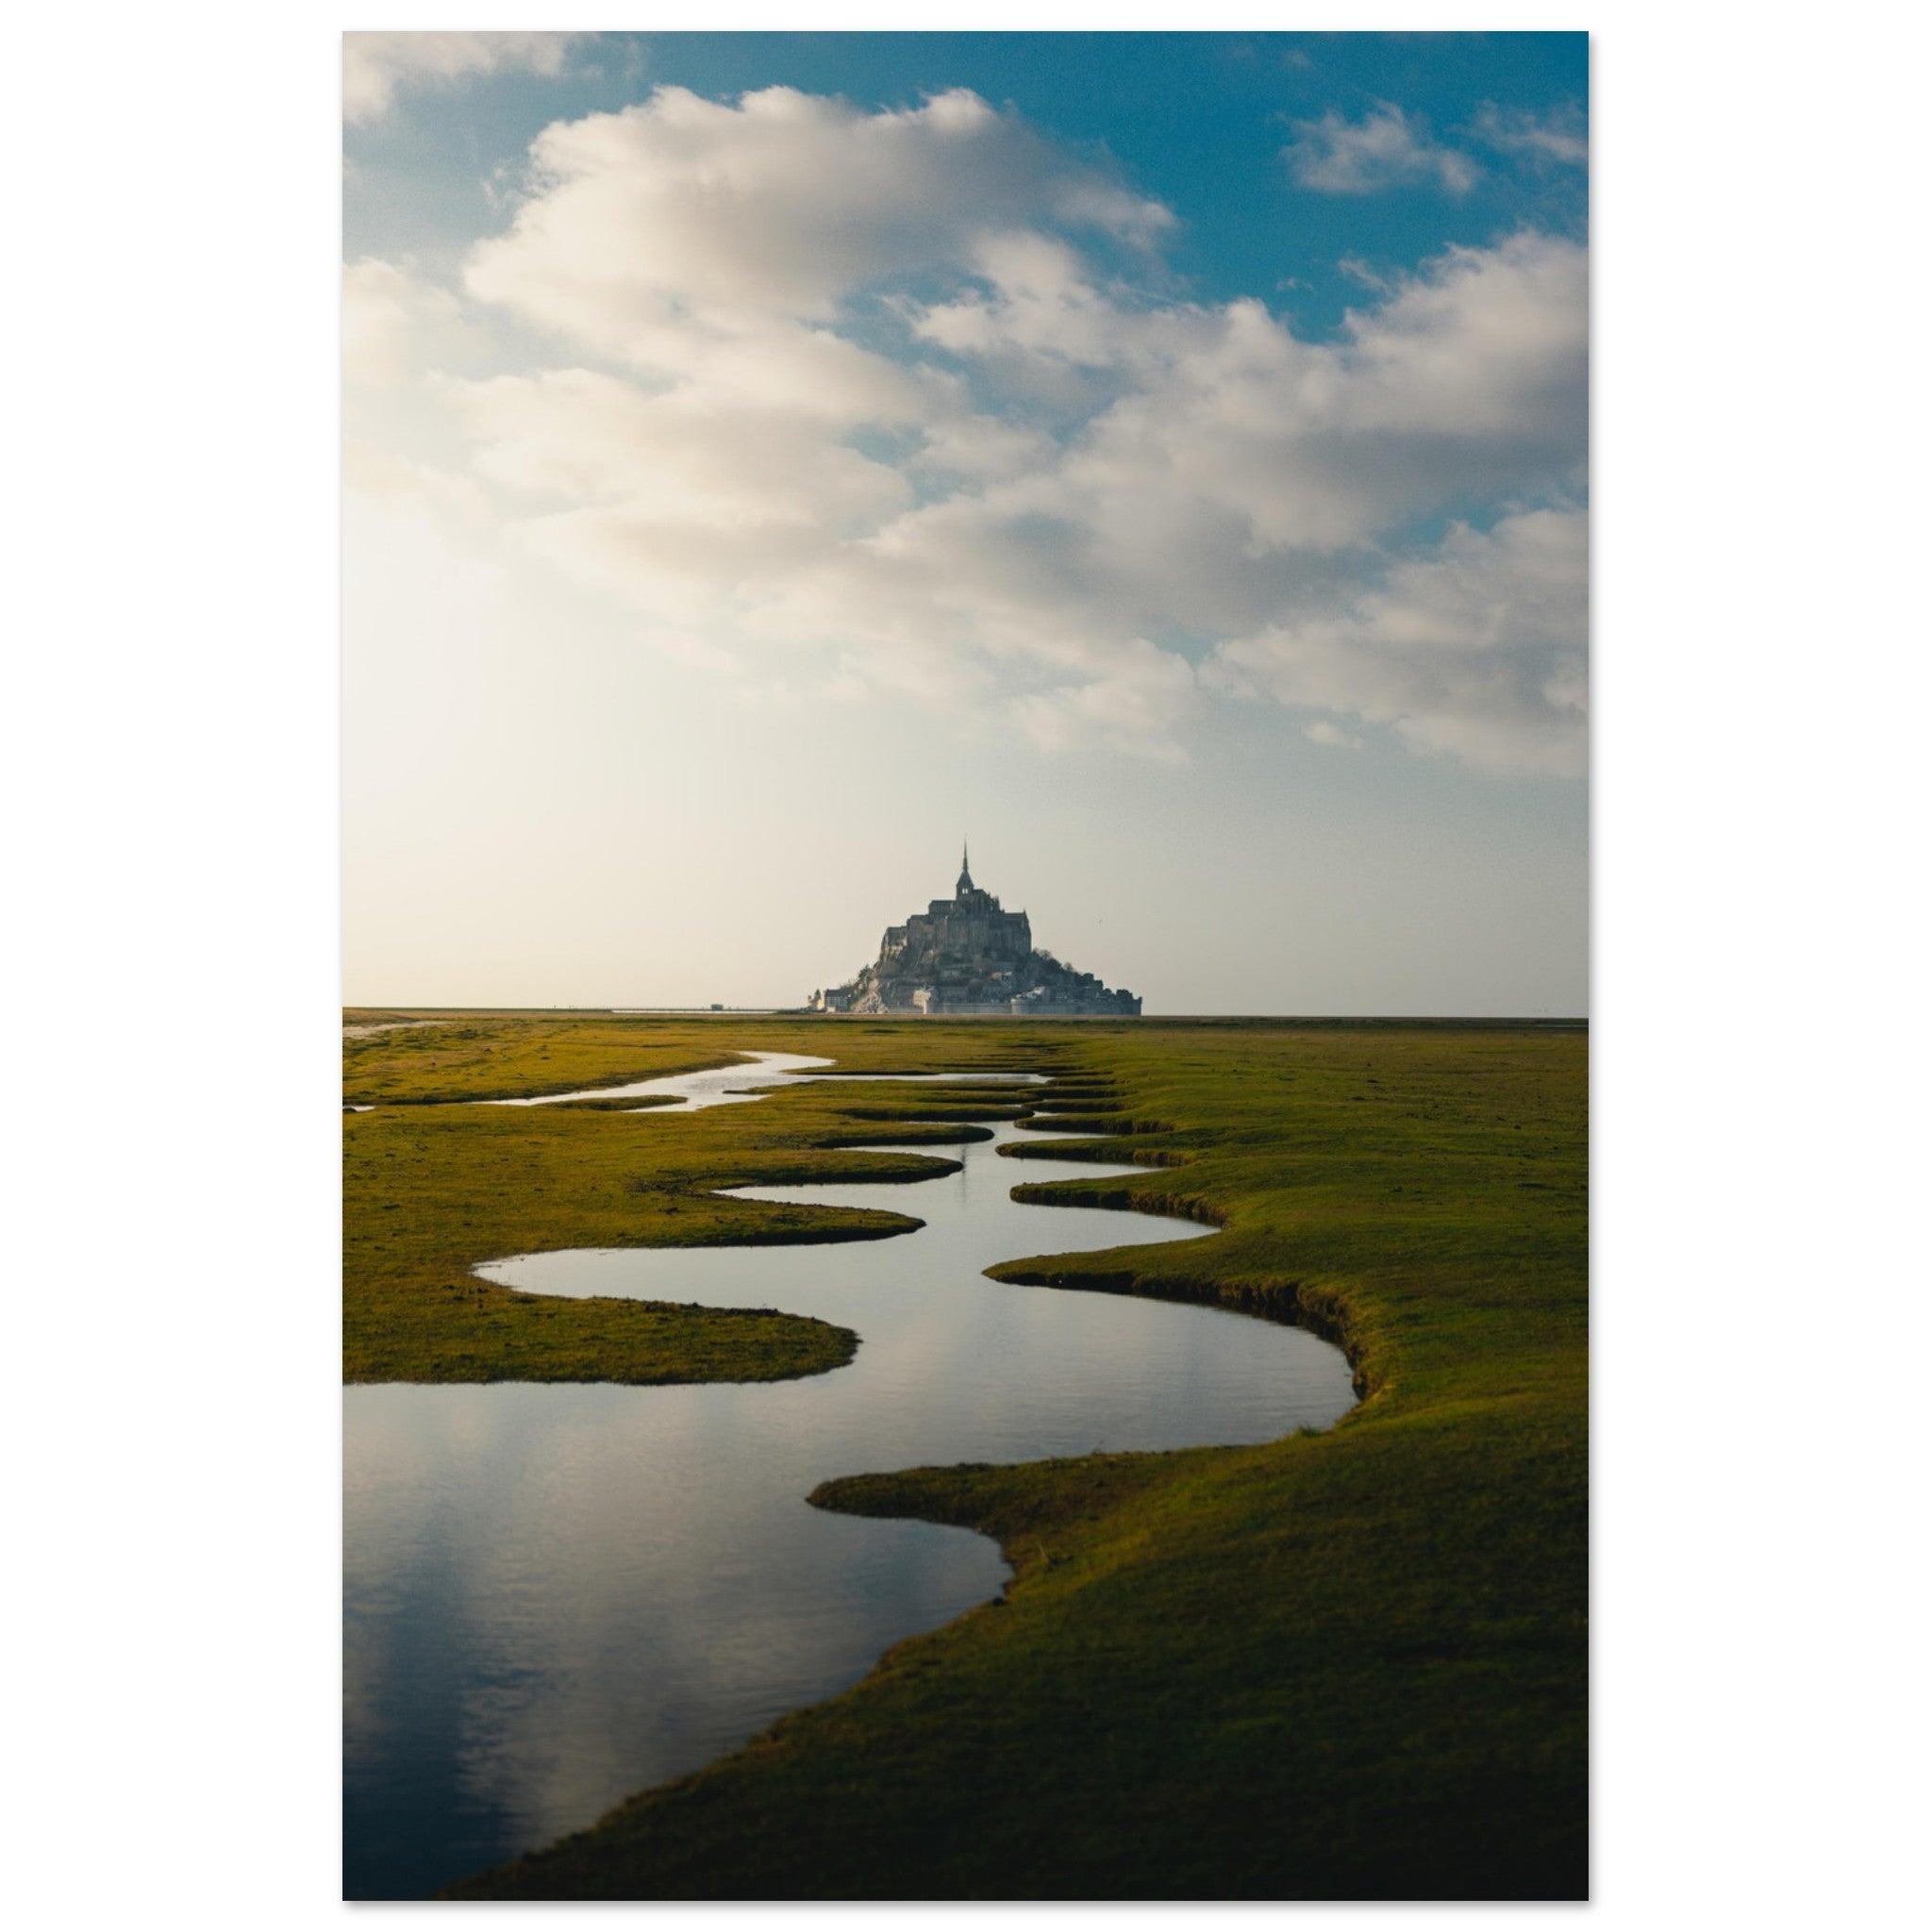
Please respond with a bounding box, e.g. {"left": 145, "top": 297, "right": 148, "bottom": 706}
{"left": 343, "top": 32, "right": 579, "bottom": 125}
{"left": 1285, "top": 103, "right": 1478, "bottom": 195}
{"left": 352, "top": 86, "right": 1587, "bottom": 772}
{"left": 445, "top": 368, "right": 911, "bottom": 528}
{"left": 342, "top": 258, "right": 477, "bottom": 387}
{"left": 903, "top": 230, "right": 1585, "bottom": 558}
{"left": 1211, "top": 508, "right": 1589, "bottom": 774}
{"left": 465, "top": 87, "right": 1171, "bottom": 351}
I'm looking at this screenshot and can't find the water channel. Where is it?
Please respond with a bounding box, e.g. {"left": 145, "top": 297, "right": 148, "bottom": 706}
{"left": 343, "top": 1054, "right": 1357, "bottom": 1897}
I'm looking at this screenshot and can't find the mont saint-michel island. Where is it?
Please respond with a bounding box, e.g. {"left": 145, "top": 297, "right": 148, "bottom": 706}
{"left": 808, "top": 848, "right": 1141, "bottom": 1017}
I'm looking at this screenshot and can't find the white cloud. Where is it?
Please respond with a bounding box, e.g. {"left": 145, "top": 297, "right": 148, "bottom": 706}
{"left": 464, "top": 87, "right": 1171, "bottom": 353}
{"left": 1210, "top": 507, "right": 1589, "bottom": 775}
{"left": 343, "top": 32, "right": 579, "bottom": 125}
{"left": 1474, "top": 102, "right": 1589, "bottom": 168}
{"left": 1012, "top": 644, "right": 1201, "bottom": 764}
{"left": 445, "top": 368, "right": 908, "bottom": 528}
{"left": 342, "top": 259, "right": 476, "bottom": 387}
{"left": 911, "top": 412, "right": 1057, "bottom": 482}
{"left": 905, "top": 229, "right": 1585, "bottom": 553}
{"left": 342, "top": 440, "right": 490, "bottom": 525}
{"left": 352, "top": 88, "right": 1586, "bottom": 773}
{"left": 1285, "top": 103, "right": 1478, "bottom": 195}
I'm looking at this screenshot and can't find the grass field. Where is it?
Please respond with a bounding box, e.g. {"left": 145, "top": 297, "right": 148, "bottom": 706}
{"left": 343, "top": 1010, "right": 1053, "bottom": 1383}
{"left": 344, "top": 1011, "right": 1587, "bottom": 1899}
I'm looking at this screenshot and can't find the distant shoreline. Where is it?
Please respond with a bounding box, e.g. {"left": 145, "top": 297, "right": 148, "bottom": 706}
{"left": 348, "top": 1007, "right": 1589, "bottom": 1030}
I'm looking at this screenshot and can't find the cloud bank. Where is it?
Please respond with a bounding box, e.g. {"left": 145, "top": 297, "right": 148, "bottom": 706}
{"left": 349, "top": 85, "right": 1587, "bottom": 774}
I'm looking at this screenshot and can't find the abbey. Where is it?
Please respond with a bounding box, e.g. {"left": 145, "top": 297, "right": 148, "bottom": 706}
{"left": 808, "top": 849, "right": 1141, "bottom": 1017}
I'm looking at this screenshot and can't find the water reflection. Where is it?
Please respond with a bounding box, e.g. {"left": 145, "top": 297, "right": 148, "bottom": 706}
{"left": 344, "top": 1093, "right": 1357, "bottom": 1899}
{"left": 490, "top": 1049, "right": 831, "bottom": 1109}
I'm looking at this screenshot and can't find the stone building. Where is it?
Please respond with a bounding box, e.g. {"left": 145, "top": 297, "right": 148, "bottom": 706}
{"left": 808, "top": 848, "right": 1141, "bottom": 1017}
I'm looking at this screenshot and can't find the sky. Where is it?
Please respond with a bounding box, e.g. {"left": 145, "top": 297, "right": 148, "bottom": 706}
{"left": 343, "top": 31, "right": 1588, "bottom": 1015}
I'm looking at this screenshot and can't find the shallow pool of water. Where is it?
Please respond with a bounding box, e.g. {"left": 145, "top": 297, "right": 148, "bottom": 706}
{"left": 488, "top": 1049, "right": 833, "bottom": 1110}
{"left": 343, "top": 1069, "right": 1357, "bottom": 1899}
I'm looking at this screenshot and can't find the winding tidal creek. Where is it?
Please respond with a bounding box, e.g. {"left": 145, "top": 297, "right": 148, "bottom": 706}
{"left": 342, "top": 1055, "right": 1357, "bottom": 1898}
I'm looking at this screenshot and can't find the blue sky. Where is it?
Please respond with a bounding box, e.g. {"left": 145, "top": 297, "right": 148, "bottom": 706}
{"left": 343, "top": 32, "right": 1588, "bottom": 1012}
{"left": 349, "top": 33, "right": 1588, "bottom": 331}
